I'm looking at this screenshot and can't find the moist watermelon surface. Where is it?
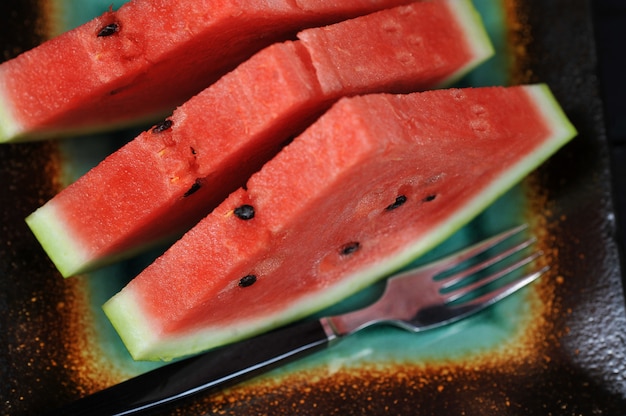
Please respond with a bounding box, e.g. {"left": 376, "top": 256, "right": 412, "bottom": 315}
{"left": 26, "top": 0, "right": 494, "bottom": 278}
{"left": 103, "top": 85, "right": 576, "bottom": 361}
{"left": 0, "top": 0, "right": 418, "bottom": 143}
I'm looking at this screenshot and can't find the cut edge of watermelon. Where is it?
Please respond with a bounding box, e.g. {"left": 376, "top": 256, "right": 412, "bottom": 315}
{"left": 434, "top": 0, "right": 495, "bottom": 88}
{"left": 26, "top": 202, "right": 165, "bottom": 277}
{"left": 25, "top": 203, "right": 90, "bottom": 277}
{"left": 104, "top": 84, "right": 577, "bottom": 361}
{"left": 0, "top": 85, "right": 22, "bottom": 143}
{"left": 0, "top": 107, "right": 163, "bottom": 142}
{"left": 0, "top": 83, "right": 164, "bottom": 142}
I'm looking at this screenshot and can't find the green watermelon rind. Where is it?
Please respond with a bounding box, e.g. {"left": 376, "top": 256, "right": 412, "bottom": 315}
{"left": 26, "top": 202, "right": 172, "bottom": 277}
{"left": 0, "top": 85, "right": 22, "bottom": 142}
{"left": 104, "top": 84, "right": 576, "bottom": 361}
{"left": 0, "top": 108, "right": 164, "bottom": 143}
{"left": 25, "top": 204, "right": 89, "bottom": 277}
{"left": 434, "top": 0, "right": 495, "bottom": 88}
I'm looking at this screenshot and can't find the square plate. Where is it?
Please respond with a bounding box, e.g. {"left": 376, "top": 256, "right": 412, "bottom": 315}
{"left": 1, "top": 0, "right": 625, "bottom": 414}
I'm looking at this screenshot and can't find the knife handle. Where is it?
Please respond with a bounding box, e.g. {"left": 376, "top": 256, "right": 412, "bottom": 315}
{"left": 49, "top": 319, "right": 333, "bottom": 415}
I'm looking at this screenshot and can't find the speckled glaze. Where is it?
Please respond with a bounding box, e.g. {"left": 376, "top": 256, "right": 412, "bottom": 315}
{"left": 1, "top": 1, "right": 625, "bottom": 415}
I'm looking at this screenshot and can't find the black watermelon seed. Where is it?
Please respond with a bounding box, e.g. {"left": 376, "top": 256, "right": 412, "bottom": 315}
{"left": 238, "top": 274, "right": 257, "bottom": 287}
{"left": 97, "top": 23, "right": 119, "bottom": 37}
{"left": 422, "top": 194, "right": 437, "bottom": 202}
{"left": 152, "top": 119, "right": 173, "bottom": 134}
{"left": 190, "top": 147, "right": 197, "bottom": 155}
{"left": 183, "top": 179, "right": 202, "bottom": 197}
{"left": 340, "top": 242, "right": 360, "bottom": 256}
{"left": 385, "top": 195, "right": 407, "bottom": 211}
{"left": 234, "top": 204, "right": 255, "bottom": 220}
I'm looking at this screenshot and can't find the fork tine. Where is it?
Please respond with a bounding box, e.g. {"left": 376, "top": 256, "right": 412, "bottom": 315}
{"left": 439, "top": 237, "right": 537, "bottom": 291}
{"left": 449, "top": 264, "right": 549, "bottom": 312}
{"left": 444, "top": 250, "right": 543, "bottom": 303}
{"left": 419, "top": 265, "right": 549, "bottom": 330}
{"left": 425, "top": 224, "right": 529, "bottom": 275}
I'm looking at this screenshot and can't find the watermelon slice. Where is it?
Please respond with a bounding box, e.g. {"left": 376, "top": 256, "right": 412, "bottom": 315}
{"left": 26, "top": 0, "right": 494, "bottom": 277}
{"left": 0, "top": 0, "right": 421, "bottom": 143}
{"left": 103, "top": 85, "right": 577, "bottom": 361}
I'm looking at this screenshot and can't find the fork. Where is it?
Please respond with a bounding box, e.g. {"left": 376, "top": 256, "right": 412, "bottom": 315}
{"left": 49, "top": 224, "right": 547, "bottom": 416}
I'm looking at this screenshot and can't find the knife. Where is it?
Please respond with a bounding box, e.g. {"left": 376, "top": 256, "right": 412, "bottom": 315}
{"left": 47, "top": 319, "right": 335, "bottom": 415}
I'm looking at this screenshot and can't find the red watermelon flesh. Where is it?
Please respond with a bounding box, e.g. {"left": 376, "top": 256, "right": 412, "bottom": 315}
{"left": 26, "top": 0, "right": 494, "bottom": 277}
{"left": 0, "top": 0, "right": 420, "bottom": 143}
{"left": 103, "top": 85, "right": 577, "bottom": 361}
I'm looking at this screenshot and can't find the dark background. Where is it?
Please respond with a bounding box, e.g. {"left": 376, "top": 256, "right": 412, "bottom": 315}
{"left": 594, "top": 0, "right": 626, "bottom": 284}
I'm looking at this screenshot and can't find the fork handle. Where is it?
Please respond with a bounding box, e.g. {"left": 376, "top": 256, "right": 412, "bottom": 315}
{"left": 47, "top": 320, "right": 333, "bottom": 415}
